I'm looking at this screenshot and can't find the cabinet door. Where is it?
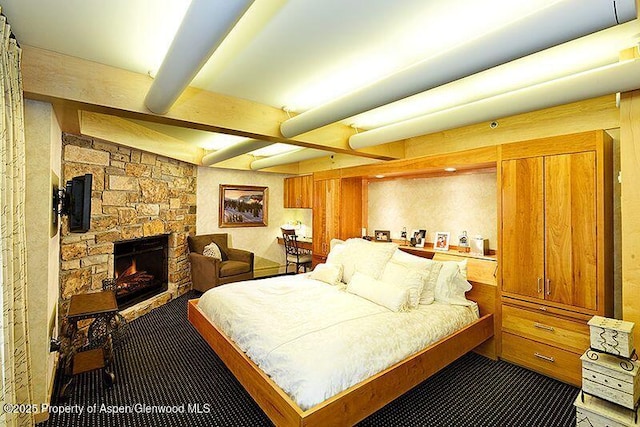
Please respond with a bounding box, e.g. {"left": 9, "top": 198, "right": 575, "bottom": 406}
{"left": 283, "top": 177, "right": 296, "bottom": 208}
{"left": 544, "top": 152, "right": 597, "bottom": 310}
{"left": 312, "top": 179, "right": 339, "bottom": 257}
{"left": 502, "top": 157, "right": 545, "bottom": 298}
{"left": 299, "top": 175, "right": 313, "bottom": 208}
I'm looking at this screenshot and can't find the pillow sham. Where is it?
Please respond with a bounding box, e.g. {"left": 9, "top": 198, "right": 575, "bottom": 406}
{"left": 347, "top": 272, "right": 409, "bottom": 312}
{"left": 327, "top": 238, "right": 397, "bottom": 283}
{"left": 202, "top": 242, "right": 222, "bottom": 260}
{"left": 310, "top": 263, "right": 343, "bottom": 286}
{"left": 434, "top": 259, "right": 469, "bottom": 303}
{"left": 438, "top": 272, "right": 474, "bottom": 306}
{"left": 380, "top": 260, "right": 425, "bottom": 308}
{"left": 389, "top": 250, "right": 440, "bottom": 305}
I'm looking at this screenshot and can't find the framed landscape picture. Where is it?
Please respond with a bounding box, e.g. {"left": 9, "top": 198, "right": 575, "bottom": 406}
{"left": 219, "top": 184, "right": 268, "bottom": 227}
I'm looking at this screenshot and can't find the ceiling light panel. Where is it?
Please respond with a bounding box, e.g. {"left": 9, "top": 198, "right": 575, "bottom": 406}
{"left": 2, "top": 0, "right": 190, "bottom": 77}
{"left": 193, "top": 0, "right": 555, "bottom": 111}
{"left": 249, "top": 143, "right": 301, "bottom": 157}
{"left": 347, "top": 19, "right": 640, "bottom": 130}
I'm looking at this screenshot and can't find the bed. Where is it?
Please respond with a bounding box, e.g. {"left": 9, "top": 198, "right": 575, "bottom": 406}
{"left": 188, "top": 240, "right": 496, "bottom": 426}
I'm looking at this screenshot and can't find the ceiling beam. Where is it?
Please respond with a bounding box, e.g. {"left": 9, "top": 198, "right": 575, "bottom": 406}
{"left": 21, "top": 45, "right": 401, "bottom": 161}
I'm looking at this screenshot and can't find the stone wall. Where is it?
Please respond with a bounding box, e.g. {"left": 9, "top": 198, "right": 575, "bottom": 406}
{"left": 59, "top": 133, "right": 196, "bottom": 319}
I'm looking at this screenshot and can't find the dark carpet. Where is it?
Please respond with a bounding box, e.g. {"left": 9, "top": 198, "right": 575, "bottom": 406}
{"left": 41, "top": 291, "right": 578, "bottom": 427}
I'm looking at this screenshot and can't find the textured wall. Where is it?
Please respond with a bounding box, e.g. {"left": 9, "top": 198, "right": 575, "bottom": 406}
{"left": 367, "top": 172, "right": 497, "bottom": 249}
{"left": 59, "top": 134, "right": 197, "bottom": 319}
{"left": 196, "top": 167, "right": 303, "bottom": 276}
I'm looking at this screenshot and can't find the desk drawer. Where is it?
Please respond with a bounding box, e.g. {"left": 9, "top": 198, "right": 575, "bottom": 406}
{"left": 502, "top": 304, "right": 589, "bottom": 353}
{"left": 502, "top": 332, "right": 582, "bottom": 386}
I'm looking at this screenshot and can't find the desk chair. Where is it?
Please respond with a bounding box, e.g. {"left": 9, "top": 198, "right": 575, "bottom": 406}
{"left": 281, "top": 228, "right": 313, "bottom": 274}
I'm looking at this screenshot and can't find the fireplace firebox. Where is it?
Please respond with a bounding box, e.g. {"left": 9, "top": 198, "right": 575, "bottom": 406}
{"left": 113, "top": 235, "right": 168, "bottom": 310}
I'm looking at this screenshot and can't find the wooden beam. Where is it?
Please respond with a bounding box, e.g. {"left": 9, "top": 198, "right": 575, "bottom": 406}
{"left": 404, "top": 95, "right": 619, "bottom": 158}
{"left": 80, "top": 111, "right": 205, "bottom": 165}
{"left": 21, "top": 45, "right": 399, "bottom": 161}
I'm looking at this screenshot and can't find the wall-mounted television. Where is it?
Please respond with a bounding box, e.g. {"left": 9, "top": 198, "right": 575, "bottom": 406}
{"left": 54, "top": 173, "right": 93, "bottom": 233}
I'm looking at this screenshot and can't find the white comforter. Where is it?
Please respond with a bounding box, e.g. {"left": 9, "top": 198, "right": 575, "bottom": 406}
{"left": 198, "top": 274, "right": 478, "bottom": 410}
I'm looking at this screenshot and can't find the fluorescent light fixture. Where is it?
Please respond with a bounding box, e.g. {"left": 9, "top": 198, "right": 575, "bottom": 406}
{"left": 250, "top": 148, "right": 331, "bottom": 170}
{"left": 201, "top": 139, "right": 272, "bottom": 166}
{"left": 249, "top": 143, "right": 301, "bottom": 157}
{"left": 349, "top": 59, "right": 640, "bottom": 149}
{"left": 375, "top": 175, "right": 385, "bottom": 179}
{"left": 199, "top": 133, "right": 251, "bottom": 151}
{"left": 280, "top": 0, "right": 636, "bottom": 138}
{"left": 444, "top": 168, "right": 457, "bottom": 172}
{"left": 347, "top": 20, "right": 640, "bottom": 130}
{"left": 145, "top": 0, "right": 255, "bottom": 114}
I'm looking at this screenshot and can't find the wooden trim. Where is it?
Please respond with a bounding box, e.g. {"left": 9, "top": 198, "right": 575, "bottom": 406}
{"left": 325, "top": 146, "right": 497, "bottom": 180}
{"left": 188, "top": 299, "right": 493, "bottom": 427}
{"left": 21, "top": 45, "right": 396, "bottom": 161}
{"left": 500, "top": 130, "right": 599, "bottom": 160}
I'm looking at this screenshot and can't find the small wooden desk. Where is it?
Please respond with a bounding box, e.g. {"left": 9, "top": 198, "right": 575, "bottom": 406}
{"left": 276, "top": 236, "right": 313, "bottom": 251}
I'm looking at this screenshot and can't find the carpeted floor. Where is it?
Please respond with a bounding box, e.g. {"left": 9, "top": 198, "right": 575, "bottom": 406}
{"left": 41, "top": 291, "right": 579, "bottom": 427}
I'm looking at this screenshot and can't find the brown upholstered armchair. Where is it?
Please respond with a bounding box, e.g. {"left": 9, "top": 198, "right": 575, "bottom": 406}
{"left": 187, "top": 233, "right": 254, "bottom": 292}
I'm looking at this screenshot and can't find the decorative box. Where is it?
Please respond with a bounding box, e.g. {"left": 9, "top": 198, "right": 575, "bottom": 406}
{"left": 581, "top": 349, "right": 640, "bottom": 410}
{"left": 588, "top": 316, "right": 635, "bottom": 358}
{"left": 575, "top": 393, "right": 638, "bottom": 427}
{"left": 469, "top": 237, "right": 488, "bottom": 256}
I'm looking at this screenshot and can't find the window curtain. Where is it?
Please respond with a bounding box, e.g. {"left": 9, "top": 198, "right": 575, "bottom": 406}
{"left": 0, "top": 11, "right": 34, "bottom": 427}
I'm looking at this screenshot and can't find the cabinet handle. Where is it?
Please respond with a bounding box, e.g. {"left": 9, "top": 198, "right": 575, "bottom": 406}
{"left": 545, "top": 278, "right": 551, "bottom": 295}
{"left": 534, "top": 322, "right": 555, "bottom": 332}
{"left": 534, "top": 352, "right": 555, "bottom": 363}
{"left": 537, "top": 277, "right": 542, "bottom": 293}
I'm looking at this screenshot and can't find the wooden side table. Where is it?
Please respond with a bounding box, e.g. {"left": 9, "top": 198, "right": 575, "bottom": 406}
{"left": 60, "top": 290, "right": 118, "bottom": 398}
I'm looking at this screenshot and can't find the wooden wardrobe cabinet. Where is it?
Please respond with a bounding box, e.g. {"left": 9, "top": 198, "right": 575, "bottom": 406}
{"left": 284, "top": 175, "right": 313, "bottom": 208}
{"left": 499, "top": 130, "right": 613, "bottom": 386}
{"left": 312, "top": 177, "right": 362, "bottom": 263}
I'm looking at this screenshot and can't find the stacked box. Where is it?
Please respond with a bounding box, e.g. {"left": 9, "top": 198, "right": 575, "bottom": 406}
{"left": 575, "top": 393, "right": 637, "bottom": 427}
{"left": 575, "top": 316, "right": 639, "bottom": 426}
{"left": 581, "top": 349, "right": 640, "bottom": 409}
{"left": 589, "top": 316, "right": 635, "bottom": 358}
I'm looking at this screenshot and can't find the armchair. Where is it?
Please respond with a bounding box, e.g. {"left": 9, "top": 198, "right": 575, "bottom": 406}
{"left": 187, "top": 233, "right": 254, "bottom": 292}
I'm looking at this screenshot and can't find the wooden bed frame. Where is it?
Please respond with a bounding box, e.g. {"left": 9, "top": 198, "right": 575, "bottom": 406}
{"left": 188, "top": 258, "right": 496, "bottom": 426}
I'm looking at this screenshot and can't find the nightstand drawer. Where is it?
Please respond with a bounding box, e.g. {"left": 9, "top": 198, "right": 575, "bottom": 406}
{"left": 501, "top": 332, "right": 582, "bottom": 386}
{"left": 502, "top": 304, "right": 589, "bottom": 353}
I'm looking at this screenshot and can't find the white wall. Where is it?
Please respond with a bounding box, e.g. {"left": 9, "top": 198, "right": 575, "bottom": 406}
{"left": 24, "top": 99, "right": 61, "bottom": 411}
{"left": 368, "top": 172, "right": 498, "bottom": 249}
{"left": 196, "top": 167, "right": 311, "bottom": 276}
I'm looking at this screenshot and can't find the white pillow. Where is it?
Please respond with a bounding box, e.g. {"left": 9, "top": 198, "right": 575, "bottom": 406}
{"left": 389, "top": 250, "right": 440, "bottom": 305}
{"left": 420, "top": 262, "right": 442, "bottom": 305}
{"left": 380, "top": 260, "right": 425, "bottom": 308}
{"left": 391, "top": 249, "right": 432, "bottom": 270}
{"left": 337, "top": 238, "right": 398, "bottom": 283}
{"left": 434, "top": 259, "right": 469, "bottom": 303}
{"left": 202, "top": 242, "right": 222, "bottom": 260}
{"left": 310, "top": 263, "right": 343, "bottom": 286}
{"left": 347, "top": 272, "right": 409, "bottom": 312}
{"left": 442, "top": 273, "right": 475, "bottom": 306}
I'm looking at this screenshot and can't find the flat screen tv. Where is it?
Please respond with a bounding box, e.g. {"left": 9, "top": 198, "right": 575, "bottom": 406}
{"left": 64, "top": 174, "right": 92, "bottom": 233}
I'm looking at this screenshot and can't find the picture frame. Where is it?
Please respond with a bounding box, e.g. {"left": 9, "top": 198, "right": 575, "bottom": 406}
{"left": 219, "top": 184, "right": 268, "bottom": 228}
{"left": 434, "top": 231, "right": 450, "bottom": 251}
{"left": 374, "top": 230, "right": 391, "bottom": 242}
{"left": 411, "top": 229, "right": 427, "bottom": 248}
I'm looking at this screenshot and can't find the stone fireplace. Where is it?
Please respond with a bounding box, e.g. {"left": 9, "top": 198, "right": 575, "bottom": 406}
{"left": 113, "top": 235, "right": 169, "bottom": 310}
{"left": 59, "top": 133, "right": 196, "bottom": 320}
